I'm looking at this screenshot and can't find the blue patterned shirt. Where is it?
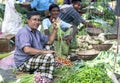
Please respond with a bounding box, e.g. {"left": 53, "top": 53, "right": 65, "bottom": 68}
{"left": 59, "top": 6, "right": 84, "bottom": 26}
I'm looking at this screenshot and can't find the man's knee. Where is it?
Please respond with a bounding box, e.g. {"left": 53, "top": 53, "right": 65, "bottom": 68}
{"left": 46, "top": 54, "right": 54, "bottom": 62}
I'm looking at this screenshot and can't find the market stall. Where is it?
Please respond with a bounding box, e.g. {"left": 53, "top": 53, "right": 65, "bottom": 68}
{"left": 0, "top": 0, "right": 120, "bottom": 83}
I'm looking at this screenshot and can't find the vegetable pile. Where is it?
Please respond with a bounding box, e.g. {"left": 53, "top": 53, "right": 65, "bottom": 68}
{"left": 57, "top": 64, "right": 113, "bottom": 83}
{"left": 55, "top": 56, "right": 73, "bottom": 66}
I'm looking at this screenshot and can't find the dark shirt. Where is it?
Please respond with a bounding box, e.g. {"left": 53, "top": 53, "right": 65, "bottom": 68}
{"left": 64, "top": 0, "right": 72, "bottom": 4}
{"left": 59, "top": 6, "right": 84, "bottom": 26}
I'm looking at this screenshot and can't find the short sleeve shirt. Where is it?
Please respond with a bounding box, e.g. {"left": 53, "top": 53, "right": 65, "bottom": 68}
{"left": 14, "top": 25, "right": 49, "bottom": 67}
{"left": 42, "top": 18, "right": 72, "bottom": 30}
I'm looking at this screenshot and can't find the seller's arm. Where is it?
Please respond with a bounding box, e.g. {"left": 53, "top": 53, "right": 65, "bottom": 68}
{"left": 63, "top": 25, "right": 78, "bottom": 40}
{"left": 47, "top": 22, "right": 58, "bottom": 44}
{"left": 23, "top": 46, "right": 55, "bottom": 55}
{"left": 23, "top": 23, "right": 57, "bottom": 55}
{"left": 69, "top": 8, "right": 96, "bottom": 27}
{"left": 82, "top": 21, "right": 96, "bottom": 28}
{"left": 69, "top": 25, "right": 78, "bottom": 37}
{"left": 60, "top": 20, "right": 78, "bottom": 45}
{"left": 64, "top": 25, "right": 78, "bottom": 45}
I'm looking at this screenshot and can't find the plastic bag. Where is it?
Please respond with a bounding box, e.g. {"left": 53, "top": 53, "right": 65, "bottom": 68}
{"left": 2, "top": 0, "right": 23, "bottom": 34}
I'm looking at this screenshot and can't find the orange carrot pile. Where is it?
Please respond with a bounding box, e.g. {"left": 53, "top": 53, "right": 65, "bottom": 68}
{"left": 55, "top": 56, "right": 73, "bottom": 66}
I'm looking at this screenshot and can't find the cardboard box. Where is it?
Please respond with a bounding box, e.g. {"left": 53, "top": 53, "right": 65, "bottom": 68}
{"left": 0, "top": 34, "right": 15, "bottom": 53}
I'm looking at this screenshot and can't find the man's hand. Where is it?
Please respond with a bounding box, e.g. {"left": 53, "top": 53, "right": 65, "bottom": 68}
{"left": 63, "top": 35, "right": 73, "bottom": 41}
{"left": 53, "top": 22, "right": 58, "bottom": 30}
{"left": 84, "top": 21, "right": 97, "bottom": 28}
{"left": 63, "top": 35, "right": 73, "bottom": 45}
{"left": 43, "top": 50, "right": 56, "bottom": 54}
{"left": 47, "top": 18, "right": 58, "bottom": 45}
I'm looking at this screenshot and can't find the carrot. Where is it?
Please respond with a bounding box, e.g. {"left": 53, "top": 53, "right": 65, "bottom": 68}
{"left": 55, "top": 56, "right": 73, "bottom": 66}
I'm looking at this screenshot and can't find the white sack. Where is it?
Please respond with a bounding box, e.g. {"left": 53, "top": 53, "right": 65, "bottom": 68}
{"left": 2, "top": 0, "right": 23, "bottom": 34}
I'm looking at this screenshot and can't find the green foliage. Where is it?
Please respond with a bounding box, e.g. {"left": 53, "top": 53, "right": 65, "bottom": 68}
{"left": 77, "top": 28, "right": 87, "bottom": 36}
{"left": 50, "top": 26, "right": 70, "bottom": 56}
{"left": 14, "top": 3, "right": 29, "bottom": 24}
{"left": 54, "top": 65, "right": 72, "bottom": 78}
{"left": 57, "top": 66, "right": 113, "bottom": 83}
{"left": 14, "top": 4, "right": 29, "bottom": 14}
{"left": 54, "top": 40, "right": 69, "bottom": 56}
{"left": 0, "top": 3, "right": 5, "bottom": 19}
{"left": 70, "top": 36, "right": 79, "bottom": 49}
{"left": 9, "top": 74, "right": 34, "bottom": 83}
{"left": 81, "top": 0, "right": 91, "bottom": 8}
{"left": 103, "top": 8, "right": 116, "bottom": 25}
{"left": 0, "top": 52, "right": 11, "bottom": 59}
{"left": 57, "top": 26, "right": 64, "bottom": 40}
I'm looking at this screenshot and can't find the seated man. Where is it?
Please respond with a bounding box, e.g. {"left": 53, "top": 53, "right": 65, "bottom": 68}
{"left": 14, "top": 11, "right": 58, "bottom": 80}
{"left": 42, "top": 4, "right": 78, "bottom": 56}
{"left": 59, "top": 0, "right": 95, "bottom": 26}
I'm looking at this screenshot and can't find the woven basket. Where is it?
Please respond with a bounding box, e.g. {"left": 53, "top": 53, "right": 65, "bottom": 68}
{"left": 76, "top": 49, "right": 100, "bottom": 61}
{"left": 104, "top": 34, "right": 117, "bottom": 40}
{"left": 85, "top": 28, "right": 104, "bottom": 36}
{"left": 92, "top": 44, "right": 112, "bottom": 51}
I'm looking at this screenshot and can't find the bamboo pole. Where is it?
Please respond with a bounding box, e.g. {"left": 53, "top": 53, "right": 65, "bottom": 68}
{"left": 114, "top": 0, "right": 120, "bottom": 72}
{"left": 114, "top": 16, "right": 120, "bottom": 72}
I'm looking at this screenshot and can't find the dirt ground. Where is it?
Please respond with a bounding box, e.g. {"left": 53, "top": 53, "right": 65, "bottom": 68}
{"left": 0, "top": 69, "right": 16, "bottom": 83}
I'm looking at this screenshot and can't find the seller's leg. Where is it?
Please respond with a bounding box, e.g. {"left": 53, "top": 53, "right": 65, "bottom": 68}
{"left": 36, "top": 54, "right": 54, "bottom": 79}
{"left": 17, "top": 54, "right": 55, "bottom": 79}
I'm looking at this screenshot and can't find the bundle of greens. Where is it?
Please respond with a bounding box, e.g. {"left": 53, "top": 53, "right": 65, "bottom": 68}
{"left": 53, "top": 18, "right": 69, "bottom": 56}
{"left": 9, "top": 74, "right": 34, "bottom": 83}
{"left": 57, "top": 64, "right": 113, "bottom": 83}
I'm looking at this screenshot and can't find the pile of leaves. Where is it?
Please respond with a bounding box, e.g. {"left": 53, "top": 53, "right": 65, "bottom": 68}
{"left": 53, "top": 58, "right": 114, "bottom": 83}
{"left": 56, "top": 63, "right": 113, "bottom": 83}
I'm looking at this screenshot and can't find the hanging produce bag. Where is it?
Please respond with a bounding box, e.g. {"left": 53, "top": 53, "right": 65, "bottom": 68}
{"left": 2, "top": 0, "right": 23, "bottom": 34}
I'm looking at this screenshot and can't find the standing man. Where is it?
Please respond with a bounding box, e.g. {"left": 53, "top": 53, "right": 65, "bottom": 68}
{"left": 14, "top": 11, "right": 58, "bottom": 81}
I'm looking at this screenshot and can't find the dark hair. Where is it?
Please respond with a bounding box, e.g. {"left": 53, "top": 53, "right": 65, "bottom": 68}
{"left": 71, "top": 0, "right": 81, "bottom": 3}
{"left": 49, "top": 4, "right": 60, "bottom": 12}
{"left": 27, "top": 11, "right": 40, "bottom": 19}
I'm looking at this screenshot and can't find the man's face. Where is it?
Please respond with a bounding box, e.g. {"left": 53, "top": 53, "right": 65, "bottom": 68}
{"left": 73, "top": 2, "right": 81, "bottom": 11}
{"left": 50, "top": 7, "right": 60, "bottom": 18}
{"left": 27, "top": 15, "right": 40, "bottom": 30}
